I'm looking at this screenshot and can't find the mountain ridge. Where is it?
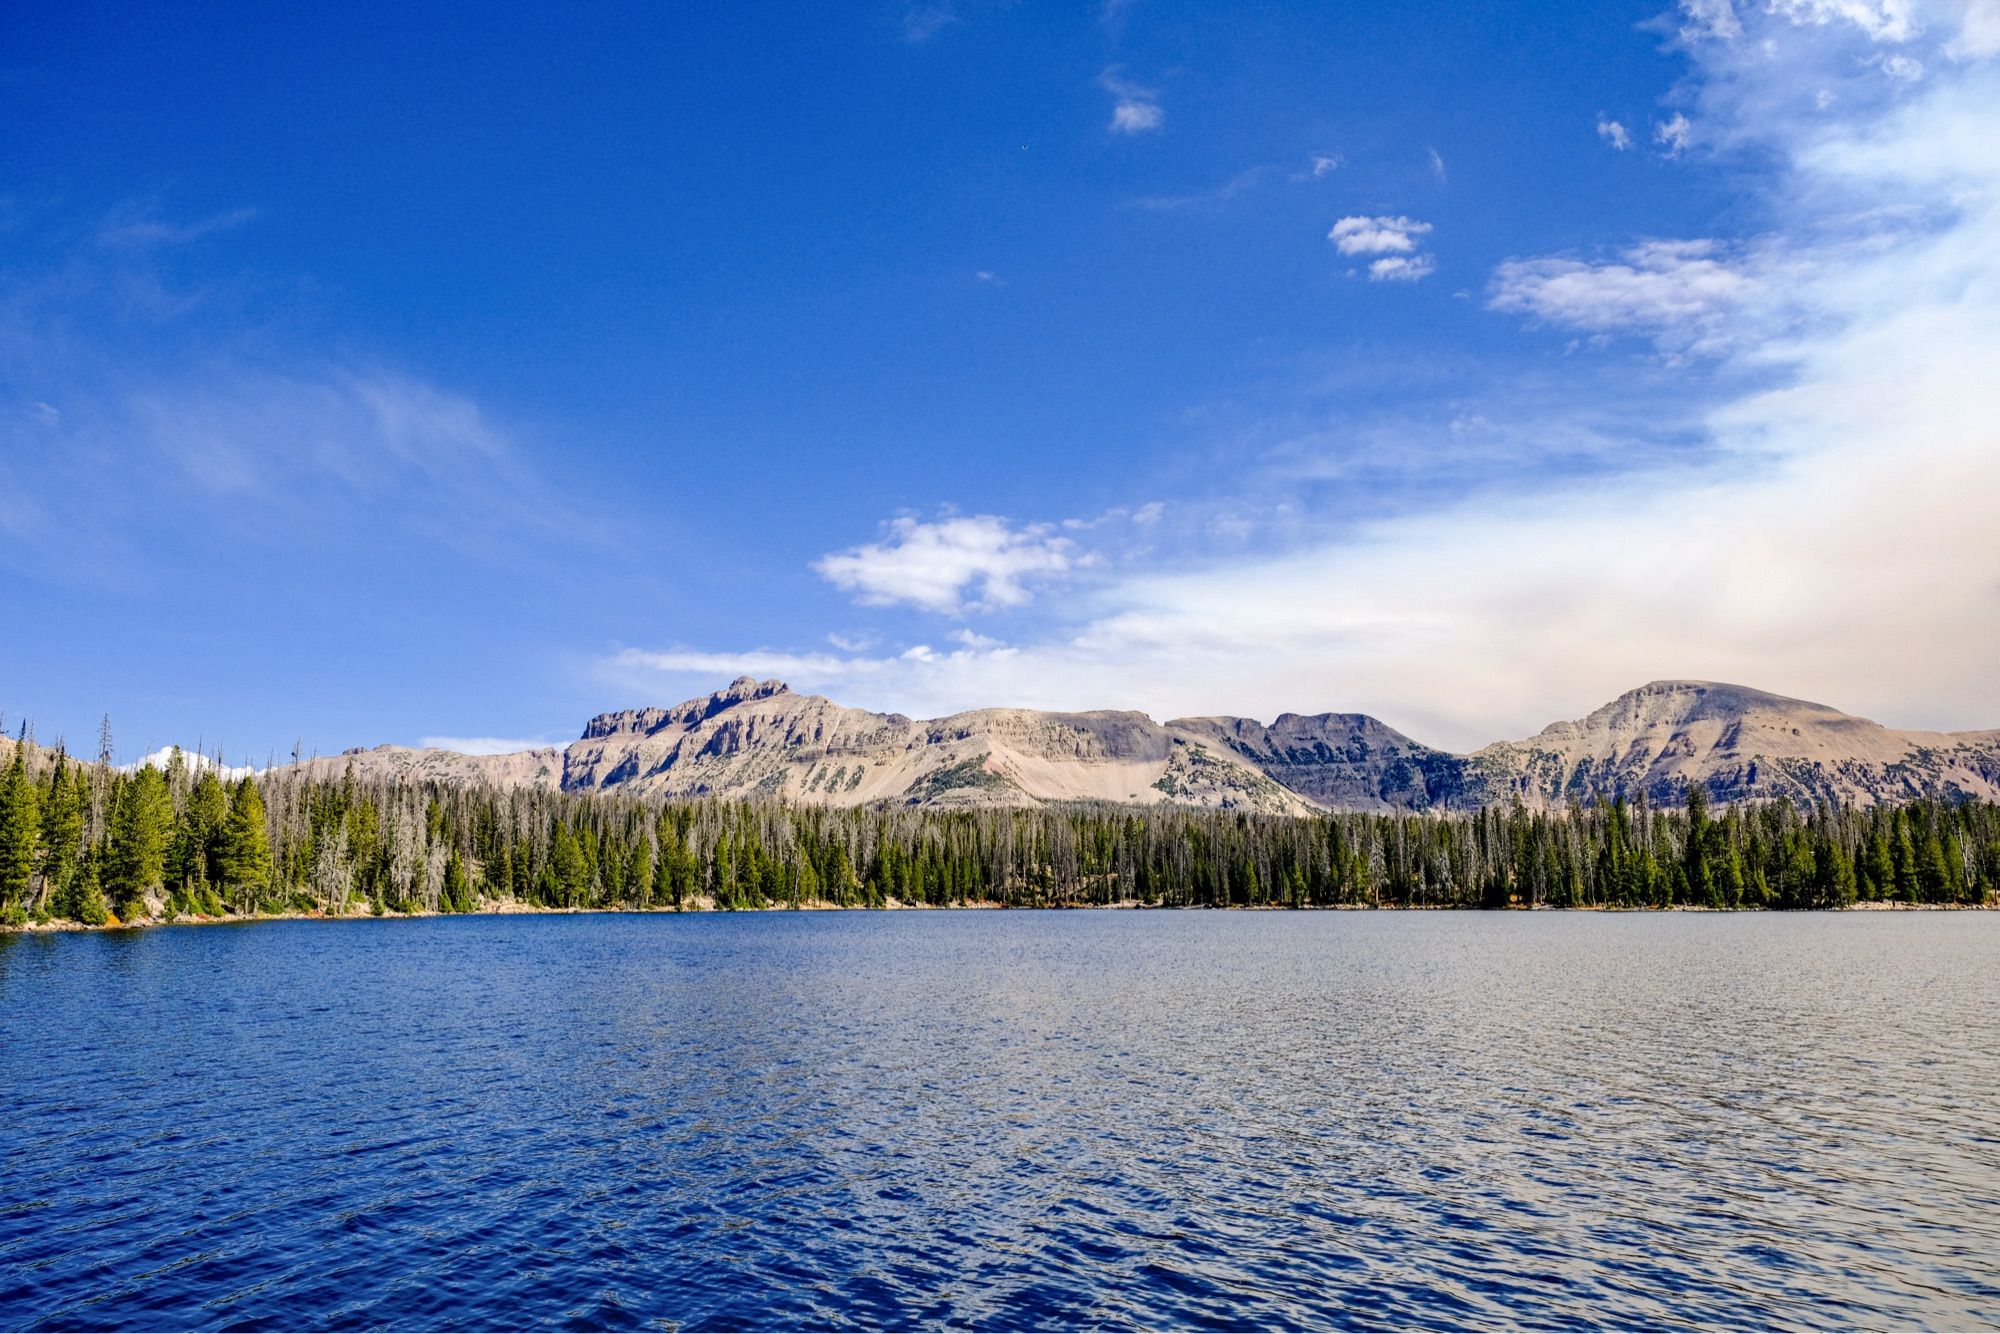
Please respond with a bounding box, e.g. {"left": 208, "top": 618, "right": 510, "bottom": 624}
{"left": 286, "top": 677, "right": 2000, "bottom": 812}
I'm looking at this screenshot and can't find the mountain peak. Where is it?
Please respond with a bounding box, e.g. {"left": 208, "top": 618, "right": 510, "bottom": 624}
{"left": 721, "top": 675, "right": 790, "bottom": 702}
{"left": 580, "top": 677, "right": 793, "bottom": 740}
{"left": 1540, "top": 680, "right": 1848, "bottom": 741}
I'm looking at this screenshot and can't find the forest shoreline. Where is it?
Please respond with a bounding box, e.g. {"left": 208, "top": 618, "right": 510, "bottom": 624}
{"left": 6, "top": 896, "right": 1995, "bottom": 936}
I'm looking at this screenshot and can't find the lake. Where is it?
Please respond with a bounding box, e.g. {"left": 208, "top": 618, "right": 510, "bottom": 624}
{"left": 3, "top": 910, "right": 1998, "bottom": 1330}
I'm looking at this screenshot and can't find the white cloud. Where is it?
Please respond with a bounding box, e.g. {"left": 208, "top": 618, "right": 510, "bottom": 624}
{"left": 813, "top": 513, "right": 1078, "bottom": 613}
{"left": 1488, "top": 239, "right": 1762, "bottom": 353}
{"left": 1943, "top": 0, "right": 2000, "bottom": 56}
{"left": 1369, "top": 255, "right": 1437, "bottom": 282}
{"left": 1307, "top": 153, "right": 1342, "bottom": 178}
{"left": 1428, "top": 146, "right": 1448, "bottom": 182}
{"left": 123, "top": 747, "right": 257, "bottom": 780}
{"left": 419, "top": 735, "right": 558, "bottom": 755}
{"left": 1100, "top": 68, "right": 1164, "bottom": 134}
{"left": 1597, "top": 116, "right": 1633, "bottom": 149}
{"left": 1655, "top": 112, "right": 1695, "bottom": 156}
{"left": 1329, "top": 215, "right": 1432, "bottom": 256}
{"left": 1332, "top": 216, "right": 1437, "bottom": 282}
{"left": 1769, "top": 0, "right": 1918, "bottom": 40}
{"left": 1680, "top": 0, "right": 1745, "bottom": 39}
{"left": 1112, "top": 102, "right": 1164, "bottom": 133}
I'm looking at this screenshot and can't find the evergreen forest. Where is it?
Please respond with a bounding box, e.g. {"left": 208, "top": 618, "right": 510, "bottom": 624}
{"left": 2, "top": 735, "right": 1997, "bottom": 928}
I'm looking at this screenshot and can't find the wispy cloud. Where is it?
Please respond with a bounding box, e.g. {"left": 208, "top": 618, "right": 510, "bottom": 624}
{"left": 1488, "top": 239, "right": 1763, "bottom": 354}
{"left": 1368, "top": 255, "right": 1437, "bottom": 282}
{"left": 901, "top": 2, "right": 956, "bottom": 42}
{"left": 1597, "top": 116, "right": 1633, "bottom": 149}
{"left": 1654, "top": 112, "right": 1694, "bottom": 156}
{"left": 1678, "top": 0, "right": 1745, "bottom": 39}
{"left": 1427, "top": 146, "right": 1448, "bottom": 182}
{"left": 0, "top": 197, "right": 593, "bottom": 585}
{"left": 1766, "top": 0, "right": 1918, "bottom": 41}
{"left": 1100, "top": 67, "right": 1164, "bottom": 134}
{"left": 1134, "top": 167, "right": 1267, "bottom": 210}
{"left": 95, "top": 201, "right": 259, "bottom": 249}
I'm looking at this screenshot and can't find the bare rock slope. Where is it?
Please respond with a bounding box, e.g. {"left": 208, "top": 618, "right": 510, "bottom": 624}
{"left": 291, "top": 744, "right": 566, "bottom": 791}
{"left": 1471, "top": 680, "right": 2000, "bottom": 808}
{"left": 291, "top": 677, "right": 2000, "bottom": 812}
{"left": 565, "top": 678, "right": 1314, "bottom": 814}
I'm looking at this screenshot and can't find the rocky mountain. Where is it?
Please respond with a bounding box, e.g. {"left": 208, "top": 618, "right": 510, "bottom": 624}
{"left": 1470, "top": 680, "right": 2000, "bottom": 809}
{"left": 292, "top": 743, "right": 565, "bottom": 791}
{"left": 282, "top": 677, "right": 2000, "bottom": 813}
{"left": 1170, "top": 712, "right": 1481, "bottom": 811}
{"left": 562, "top": 678, "right": 1314, "bottom": 814}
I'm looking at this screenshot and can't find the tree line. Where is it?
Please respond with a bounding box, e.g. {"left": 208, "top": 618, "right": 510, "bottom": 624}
{"left": 2, "top": 734, "right": 1997, "bottom": 926}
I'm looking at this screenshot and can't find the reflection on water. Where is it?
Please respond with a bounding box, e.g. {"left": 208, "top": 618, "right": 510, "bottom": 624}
{"left": 2, "top": 911, "right": 1998, "bottom": 1329}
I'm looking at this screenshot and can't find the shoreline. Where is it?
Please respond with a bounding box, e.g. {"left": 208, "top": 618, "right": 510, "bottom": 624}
{"left": 5, "top": 897, "right": 1994, "bottom": 936}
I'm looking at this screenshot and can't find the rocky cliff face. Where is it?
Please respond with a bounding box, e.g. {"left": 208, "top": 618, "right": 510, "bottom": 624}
{"left": 561, "top": 678, "right": 1311, "bottom": 814}
{"left": 290, "top": 744, "right": 566, "bottom": 791}
{"left": 1470, "top": 680, "right": 2000, "bottom": 808}
{"left": 280, "top": 676, "right": 2000, "bottom": 812}
{"left": 1168, "top": 712, "right": 1485, "bottom": 812}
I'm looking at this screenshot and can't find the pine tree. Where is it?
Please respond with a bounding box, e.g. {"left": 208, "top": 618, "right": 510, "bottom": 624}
{"left": 1685, "top": 784, "right": 1718, "bottom": 906}
{"left": 1862, "top": 829, "right": 1894, "bottom": 900}
{"left": 71, "top": 847, "right": 109, "bottom": 927}
{"left": 626, "top": 836, "right": 655, "bottom": 908}
{"left": 218, "top": 778, "right": 275, "bottom": 907}
{"left": 0, "top": 741, "right": 40, "bottom": 918}
{"left": 176, "top": 769, "right": 230, "bottom": 903}
{"left": 1892, "top": 817, "right": 1920, "bottom": 901}
{"left": 106, "top": 766, "right": 173, "bottom": 919}
{"left": 442, "top": 848, "right": 472, "bottom": 913}
{"left": 549, "top": 824, "right": 587, "bottom": 907}
{"left": 39, "top": 752, "right": 86, "bottom": 916}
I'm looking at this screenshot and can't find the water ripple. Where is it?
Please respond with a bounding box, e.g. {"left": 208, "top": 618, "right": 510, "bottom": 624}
{"left": 3, "top": 911, "right": 1999, "bottom": 1329}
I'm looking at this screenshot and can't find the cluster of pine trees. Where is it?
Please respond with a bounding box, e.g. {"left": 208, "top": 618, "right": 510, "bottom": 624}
{"left": 0, "top": 738, "right": 272, "bottom": 926}
{"left": 2, "top": 733, "right": 1997, "bottom": 927}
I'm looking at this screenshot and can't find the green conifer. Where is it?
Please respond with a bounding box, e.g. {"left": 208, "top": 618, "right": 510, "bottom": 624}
{"left": 0, "top": 742, "right": 39, "bottom": 919}
{"left": 218, "top": 778, "right": 274, "bottom": 907}
{"left": 107, "top": 766, "right": 173, "bottom": 919}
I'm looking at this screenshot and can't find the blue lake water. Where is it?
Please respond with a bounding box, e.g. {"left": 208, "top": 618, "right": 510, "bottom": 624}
{"left": 3, "top": 910, "right": 1998, "bottom": 1330}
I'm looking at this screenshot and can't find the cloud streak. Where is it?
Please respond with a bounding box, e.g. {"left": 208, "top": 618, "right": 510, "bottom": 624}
{"left": 0, "top": 197, "right": 594, "bottom": 587}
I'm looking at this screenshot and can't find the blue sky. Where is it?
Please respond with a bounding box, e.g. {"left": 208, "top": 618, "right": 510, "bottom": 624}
{"left": 4, "top": 0, "right": 1997, "bottom": 761}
